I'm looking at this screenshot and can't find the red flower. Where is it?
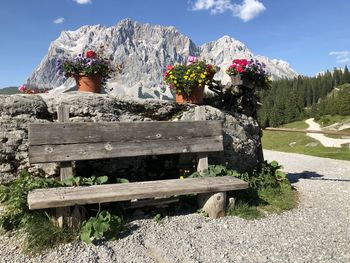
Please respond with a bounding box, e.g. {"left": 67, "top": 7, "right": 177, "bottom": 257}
{"left": 239, "top": 59, "right": 249, "bottom": 67}
{"left": 236, "top": 66, "right": 244, "bottom": 73}
{"left": 166, "top": 65, "right": 173, "bottom": 71}
{"left": 86, "top": 50, "right": 96, "bottom": 58}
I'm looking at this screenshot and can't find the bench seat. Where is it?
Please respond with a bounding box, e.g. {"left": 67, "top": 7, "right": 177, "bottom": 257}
{"left": 28, "top": 176, "right": 248, "bottom": 210}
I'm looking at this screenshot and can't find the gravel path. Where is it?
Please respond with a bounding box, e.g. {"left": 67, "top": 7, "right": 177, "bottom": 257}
{"left": 306, "top": 118, "right": 350, "bottom": 147}
{"left": 1, "top": 150, "right": 350, "bottom": 263}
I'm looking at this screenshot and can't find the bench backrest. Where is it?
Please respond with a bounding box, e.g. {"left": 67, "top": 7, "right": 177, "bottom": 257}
{"left": 28, "top": 121, "right": 223, "bottom": 164}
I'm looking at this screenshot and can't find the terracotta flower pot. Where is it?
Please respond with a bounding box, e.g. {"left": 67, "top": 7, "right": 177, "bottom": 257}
{"left": 74, "top": 74, "right": 103, "bottom": 93}
{"left": 176, "top": 86, "right": 204, "bottom": 104}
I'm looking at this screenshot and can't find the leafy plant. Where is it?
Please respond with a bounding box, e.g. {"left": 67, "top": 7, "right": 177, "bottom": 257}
{"left": 80, "top": 210, "right": 124, "bottom": 244}
{"left": 153, "top": 213, "right": 163, "bottom": 224}
{"left": 63, "top": 175, "right": 108, "bottom": 186}
{"left": 0, "top": 171, "right": 61, "bottom": 231}
{"left": 231, "top": 161, "right": 288, "bottom": 190}
{"left": 189, "top": 165, "right": 240, "bottom": 178}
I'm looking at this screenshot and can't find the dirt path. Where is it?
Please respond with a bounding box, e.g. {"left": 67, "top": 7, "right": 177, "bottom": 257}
{"left": 305, "top": 118, "right": 350, "bottom": 147}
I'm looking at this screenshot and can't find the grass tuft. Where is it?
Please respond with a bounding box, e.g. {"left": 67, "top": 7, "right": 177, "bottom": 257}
{"left": 258, "top": 184, "right": 298, "bottom": 213}
{"left": 226, "top": 201, "right": 264, "bottom": 220}
{"left": 24, "top": 212, "right": 76, "bottom": 255}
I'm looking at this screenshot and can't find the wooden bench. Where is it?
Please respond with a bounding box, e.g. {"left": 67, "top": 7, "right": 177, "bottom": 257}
{"left": 27, "top": 106, "right": 248, "bottom": 224}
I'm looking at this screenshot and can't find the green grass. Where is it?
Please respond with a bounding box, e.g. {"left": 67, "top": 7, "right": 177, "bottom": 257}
{"left": 24, "top": 212, "right": 76, "bottom": 255}
{"left": 226, "top": 201, "right": 264, "bottom": 220}
{"left": 282, "top": 120, "right": 309, "bottom": 129}
{"left": 226, "top": 183, "right": 297, "bottom": 220}
{"left": 0, "top": 87, "right": 19, "bottom": 95}
{"left": 258, "top": 184, "right": 297, "bottom": 213}
{"left": 262, "top": 120, "right": 350, "bottom": 161}
{"left": 315, "top": 115, "right": 350, "bottom": 127}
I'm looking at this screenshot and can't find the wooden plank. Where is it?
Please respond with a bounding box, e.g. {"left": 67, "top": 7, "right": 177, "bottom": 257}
{"left": 195, "top": 107, "right": 208, "bottom": 174}
{"left": 57, "top": 105, "right": 74, "bottom": 180}
{"left": 27, "top": 176, "right": 248, "bottom": 209}
{"left": 29, "top": 135, "right": 224, "bottom": 163}
{"left": 264, "top": 127, "right": 350, "bottom": 136}
{"left": 28, "top": 121, "right": 223, "bottom": 146}
{"left": 56, "top": 104, "right": 74, "bottom": 228}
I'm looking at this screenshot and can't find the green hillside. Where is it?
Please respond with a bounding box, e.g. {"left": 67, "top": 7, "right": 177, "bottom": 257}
{"left": 0, "top": 86, "right": 19, "bottom": 95}
{"left": 258, "top": 67, "right": 350, "bottom": 127}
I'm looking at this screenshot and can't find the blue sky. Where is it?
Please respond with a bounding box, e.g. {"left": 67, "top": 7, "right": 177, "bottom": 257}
{"left": 0, "top": 0, "right": 349, "bottom": 88}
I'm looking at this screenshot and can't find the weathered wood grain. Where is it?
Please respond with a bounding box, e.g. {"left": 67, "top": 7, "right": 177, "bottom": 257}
{"left": 195, "top": 107, "right": 209, "bottom": 174}
{"left": 29, "top": 135, "right": 223, "bottom": 163}
{"left": 28, "top": 121, "right": 223, "bottom": 146}
{"left": 27, "top": 176, "right": 248, "bottom": 209}
{"left": 56, "top": 104, "right": 75, "bottom": 228}
{"left": 194, "top": 106, "right": 226, "bottom": 218}
{"left": 57, "top": 105, "right": 74, "bottom": 180}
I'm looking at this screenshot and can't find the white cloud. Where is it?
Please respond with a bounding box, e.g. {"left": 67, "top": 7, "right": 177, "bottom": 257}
{"left": 234, "top": 0, "right": 266, "bottom": 22}
{"left": 53, "top": 17, "right": 65, "bottom": 24}
{"left": 191, "top": 0, "right": 266, "bottom": 21}
{"left": 73, "top": 0, "right": 92, "bottom": 4}
{"left": 192, "top": 0, "right": 233, "bottom": 14}
{"left": 329, "top": 51, "right": 350, "bottom": 64}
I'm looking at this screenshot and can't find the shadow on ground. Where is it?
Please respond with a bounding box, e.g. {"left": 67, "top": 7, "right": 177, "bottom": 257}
{"left": 288, "top": 171, "right": 350, "bottom": 183}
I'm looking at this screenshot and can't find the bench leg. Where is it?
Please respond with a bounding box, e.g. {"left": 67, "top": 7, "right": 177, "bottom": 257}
{"left": 56, "top": 205, "right": 85, "bottom": 229}
{"left": 198, "top": 192, "right": 227, "bottom": 219}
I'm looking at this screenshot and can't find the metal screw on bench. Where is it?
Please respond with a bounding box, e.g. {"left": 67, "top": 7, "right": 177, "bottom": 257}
{"left": 195, "top": 106, "right": 227, "bottom": 219}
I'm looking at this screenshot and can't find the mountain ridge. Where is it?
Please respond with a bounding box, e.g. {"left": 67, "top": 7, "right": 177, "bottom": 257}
{"left": 27, "top": 19, "right": 298, "bottom": 99}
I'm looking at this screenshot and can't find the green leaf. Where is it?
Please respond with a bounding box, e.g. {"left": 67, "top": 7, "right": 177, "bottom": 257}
{"left": 63, "top": 176, "right": 81, "bottom": 186}
{"left": 98, "top": 211, "right": 111, "bottom": 222}
{"left": 80, "top": 231, "right": 92, "bottom": 244}
{"left": 96, "top": 176, "right": 108, "bottom": 184}
{"left": 93, "top": 221, "right": 110, "bottom": 237}
{"left": 270, "top": 161, "right": 280, "bottom": 168}
{"left": 80, "top": 221, "right": 93, "bottom": 244}
{"left": 116, "top": 178, "right": 129, "bottom": 184}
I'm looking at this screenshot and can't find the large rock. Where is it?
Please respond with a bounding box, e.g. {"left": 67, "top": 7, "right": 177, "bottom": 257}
{"left": 0, "top": 93, "right": 262, "bottom": 183}
{"left": 27, "top": 19, "right": 298, "bottom": 98}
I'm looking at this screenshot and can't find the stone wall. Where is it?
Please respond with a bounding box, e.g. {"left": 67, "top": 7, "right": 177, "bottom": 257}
{"left": 0, "top": 93, "right": 262, "bottom": 183}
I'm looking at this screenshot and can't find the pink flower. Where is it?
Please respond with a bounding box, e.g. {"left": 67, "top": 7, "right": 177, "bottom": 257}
{"left": 166, "top": 65, "right": 173, "bottom": 71}
{"left": 18, "top": 85, "right": 26, "bottom": 92}
{"left": 187, "top": 56, "right": 198, "bottom": 64}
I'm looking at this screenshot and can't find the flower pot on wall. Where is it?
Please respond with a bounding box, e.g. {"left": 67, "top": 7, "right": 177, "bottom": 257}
{"left": 176, "top": 86, "right": 204, "bottom": 104}
{"left": 74, "top": 74, "right": 103, "bottom": 93}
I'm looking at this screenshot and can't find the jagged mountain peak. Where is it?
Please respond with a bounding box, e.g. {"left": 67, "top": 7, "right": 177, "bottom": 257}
{"left": 27, "top": 19, "right": 298, "bottom": 99}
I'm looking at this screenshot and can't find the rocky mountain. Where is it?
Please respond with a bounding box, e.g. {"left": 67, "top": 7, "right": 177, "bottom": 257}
{"left": 27, "top": 19, "right": 298, "bottom": 99}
